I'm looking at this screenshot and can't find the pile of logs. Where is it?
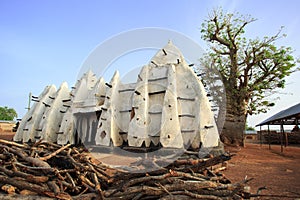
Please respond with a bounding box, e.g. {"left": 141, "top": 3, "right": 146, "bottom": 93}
{"left": 261, "top": 131, "right": 300, "bottom": 144}
{"left": 0, "top": 139, "right": 252, "bottom": 200}
{"left": 286, "top": 131, "right": 300, "bottom": 144}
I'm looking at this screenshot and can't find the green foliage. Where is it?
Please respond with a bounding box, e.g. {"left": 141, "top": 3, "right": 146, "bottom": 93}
{"left": 200, "top": 8, "right": 299, "bottom": 116}
{"left": 0, "top": 106, "right": 18, "bottom": 121}
{"left": 245, "top": 123, "right": 255, "bottom": 131}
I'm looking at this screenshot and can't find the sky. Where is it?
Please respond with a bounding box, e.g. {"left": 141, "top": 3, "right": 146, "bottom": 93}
{"left": 1, "top": 0, "right": 300, "bottom": 129}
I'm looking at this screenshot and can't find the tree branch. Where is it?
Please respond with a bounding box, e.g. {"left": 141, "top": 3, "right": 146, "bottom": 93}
{"left": 233, "top": 18, "right": 257, "bottom": 39}
{"left": 212, "top": 47, "right": 230, "bottom": 55}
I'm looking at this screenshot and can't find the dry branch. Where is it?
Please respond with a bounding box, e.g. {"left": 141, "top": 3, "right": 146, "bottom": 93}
{"left": 0, "top": 175, "right": 50, "bottom": 195}
{"left": 0, "top": 139, "right": 27, "bottom": 148}
{"left": 39, "top": 144, "right": 71, "bottom": 161}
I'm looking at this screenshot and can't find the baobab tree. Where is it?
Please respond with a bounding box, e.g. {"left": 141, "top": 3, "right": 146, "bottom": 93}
{"left": 200, "top": 9, "right": 298, "bottom": 146}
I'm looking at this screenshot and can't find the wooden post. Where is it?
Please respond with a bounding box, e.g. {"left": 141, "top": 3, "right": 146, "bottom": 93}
{"left": 268, "top": 124, "right": 271, "bottom": 150}
{"left": 280, "top": 121, "right": 284, "bottom": 153}
{"left": 260, "top": 125, "right": 262, "bottom": 147}
{"left": 26, "top": 92, "right": 32, "bottom": 111}
{"left": 284, "top": 120, "right": 288, "bottom": 147}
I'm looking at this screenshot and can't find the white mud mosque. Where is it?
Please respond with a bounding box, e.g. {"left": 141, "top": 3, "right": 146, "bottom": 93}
{"left": 14, "top": 41, "right": 221, "bottom": 150}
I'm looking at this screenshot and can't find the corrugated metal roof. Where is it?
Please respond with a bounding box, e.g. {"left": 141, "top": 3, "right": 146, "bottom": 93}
{"left": 256, "top": 103, "right": 300, "bottom": 126}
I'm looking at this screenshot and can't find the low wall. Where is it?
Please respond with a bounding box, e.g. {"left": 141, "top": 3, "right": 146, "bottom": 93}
{"left": 0, "top": 122, "right": 15, "bottom": 132}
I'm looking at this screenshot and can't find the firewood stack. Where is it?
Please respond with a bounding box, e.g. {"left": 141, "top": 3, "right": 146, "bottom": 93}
{"left": 262, "top": 131, "right": 300, "bottom": 144}
{"left": 0, "top": 139, "right": 252, "bottom": 200}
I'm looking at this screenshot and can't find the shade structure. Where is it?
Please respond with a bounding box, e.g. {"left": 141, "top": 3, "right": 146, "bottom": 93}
{"left": 256, "top": 103, "right": 300, "bottom": 126}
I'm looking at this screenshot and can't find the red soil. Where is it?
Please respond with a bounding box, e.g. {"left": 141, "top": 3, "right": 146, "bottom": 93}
{"left": 224, "top": 143, "right": 300, "bottom": 199}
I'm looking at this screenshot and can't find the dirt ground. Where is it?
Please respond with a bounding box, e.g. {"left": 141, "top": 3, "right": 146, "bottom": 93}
{"left": 224, "top": 143, "right": 300, "bottom": 199}
{"left": 0, "top": 132, "right": 15, "bottom": 141}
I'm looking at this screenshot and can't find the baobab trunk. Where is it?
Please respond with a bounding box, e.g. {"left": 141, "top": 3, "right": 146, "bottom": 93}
{"left": 220, "top": 95, "right": 247, "bottom": 146}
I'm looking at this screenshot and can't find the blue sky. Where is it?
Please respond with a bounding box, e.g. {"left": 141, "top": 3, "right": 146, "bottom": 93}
{"left": 1, "top": 0, "right": 300, "bottom": 128}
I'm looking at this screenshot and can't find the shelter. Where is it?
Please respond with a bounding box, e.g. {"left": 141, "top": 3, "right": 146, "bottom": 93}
{"left": 256, "top": 103, "right": 300, "bottom": 152}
